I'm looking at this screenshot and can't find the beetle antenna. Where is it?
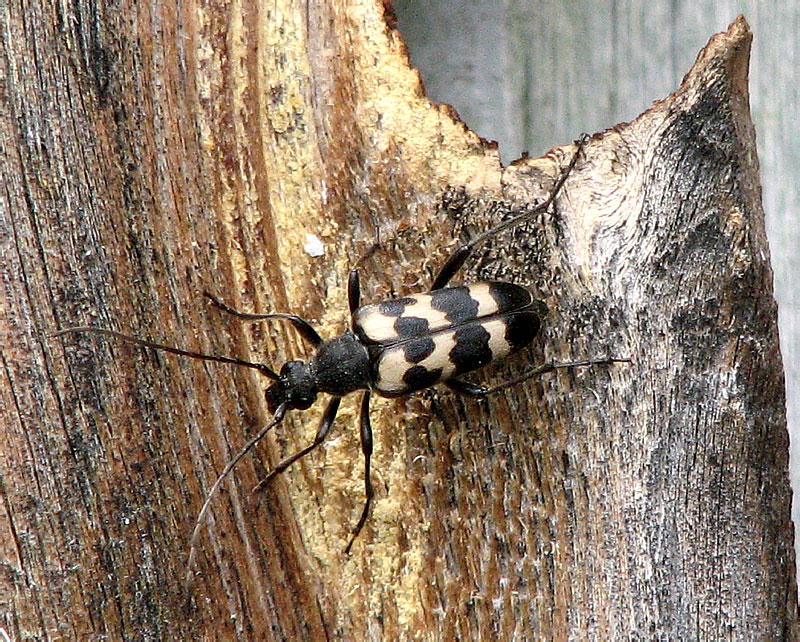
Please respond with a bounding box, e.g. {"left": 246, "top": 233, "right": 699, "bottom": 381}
{"left": 51, "top": 326, "right": 279, "bottom": 379}
{"left": 184, "top": 402, "right": 289, "bottom": 589}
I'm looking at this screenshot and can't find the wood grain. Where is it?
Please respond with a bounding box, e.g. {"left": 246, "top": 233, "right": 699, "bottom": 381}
{"left": 1, "top": 3, "right": 795, "bottom": 638}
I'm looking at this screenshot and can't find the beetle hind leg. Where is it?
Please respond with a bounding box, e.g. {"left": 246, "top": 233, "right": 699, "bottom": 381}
{"left": 431, "top": 134, "right": 588, "bottom": 291}
{"left": 446, "top": 355, "right": 629, "bottom": 398}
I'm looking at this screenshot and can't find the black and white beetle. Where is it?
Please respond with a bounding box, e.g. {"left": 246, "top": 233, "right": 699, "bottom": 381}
{"left": 54, "top": 135, "right": 624, "bottom": 579}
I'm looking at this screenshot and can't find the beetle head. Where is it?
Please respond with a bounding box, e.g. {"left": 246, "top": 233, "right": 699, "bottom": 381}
{"left": 266, "top": 360, "right": 317, "bottom": 413}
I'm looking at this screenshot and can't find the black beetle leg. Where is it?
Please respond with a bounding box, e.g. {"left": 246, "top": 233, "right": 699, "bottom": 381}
{"left": 252, "top": 396, "right": 342, "bottom": 493}
{"left": 431, "top": 134, "right": 588, "bottom": 291}
{"left": 204, "top": 291, "right": 323, "bottom": 347}
{"left": 447, "top": 355, "right": 629, "bottom": 398}
{"left": 345, "top": 389, "right": 373, "bottom": 553}
{"left": 348, "top": 268, "right": 361, "bottom": 316}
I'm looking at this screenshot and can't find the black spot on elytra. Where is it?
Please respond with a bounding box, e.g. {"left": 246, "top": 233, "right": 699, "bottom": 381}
{"left": 395, "top": 316, "right": 429, "bottom": 339}
{"left": 504, "top": 312, "right": 540, "bottom": 351}
{"left": 403, "top": 365, "right": 443, "bottom": 391}
{"left": 431, "top": 286, "right": 478, "bottom": 325}
{"left": 450, "top": 324, "right": 492, "bottom": 373}
{"left": 404, "top": 337, "right": 435, "bottom": 363}
{"left": 378, "top": 297, "right": 415, "bottom": 316}
{"left": 488, "top": 282, "right": 533, "bottom": 313}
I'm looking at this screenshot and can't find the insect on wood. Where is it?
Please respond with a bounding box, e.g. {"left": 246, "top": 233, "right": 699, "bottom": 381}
{"left": 52, "top": 134, "right": 626, "bottom": 586}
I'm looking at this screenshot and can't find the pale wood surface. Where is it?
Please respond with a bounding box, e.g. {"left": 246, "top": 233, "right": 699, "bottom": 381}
{"left": 1, "top": 3, "right": 796, "bottom": 639}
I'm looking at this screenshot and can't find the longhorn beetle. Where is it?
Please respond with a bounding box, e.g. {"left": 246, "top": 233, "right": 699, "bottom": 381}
{"left": 53, "top": 134, "right": 625, "bottom": 583}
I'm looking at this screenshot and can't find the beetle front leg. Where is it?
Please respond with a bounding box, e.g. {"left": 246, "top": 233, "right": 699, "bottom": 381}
{"left": 252, "top": 396, "right": 342, "bottom": 493}
{"left": 204, "top": 291, "right": 323, "bottom": 347}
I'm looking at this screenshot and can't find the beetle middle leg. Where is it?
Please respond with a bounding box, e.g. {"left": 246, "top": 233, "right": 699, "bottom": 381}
{"left": 345, "top": 389, "right": 374, "bottom": 553}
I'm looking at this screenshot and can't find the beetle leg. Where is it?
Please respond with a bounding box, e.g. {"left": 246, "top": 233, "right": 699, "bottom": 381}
{"left": 445, "top": 377, "right": 489, "bottom": 397}
{"left": 431, "top": 134, "right": 588, "bottom": 291}
{"left": 446, "top": 356, "right": 629, "bottom": 398}
{"left": 345, "top": 389, "right": 373, "bottom": 553}
{"left": 204, "top": 291, "right": 323, "bottom": 347}
{"left": 348, "top": 268, "right": 361, "bottom": 315}
{"left": 251, "top": 396, "right": 342, "bottom": 493}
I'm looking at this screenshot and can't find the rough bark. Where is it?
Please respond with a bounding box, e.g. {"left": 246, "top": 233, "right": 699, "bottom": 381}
{"left": 0, "top": 3, "right": 795, "bottom": 639}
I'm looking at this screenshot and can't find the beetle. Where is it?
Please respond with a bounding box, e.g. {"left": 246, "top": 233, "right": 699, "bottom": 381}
{"left": 53, "top": 134, "right": 624, "bottom": 580}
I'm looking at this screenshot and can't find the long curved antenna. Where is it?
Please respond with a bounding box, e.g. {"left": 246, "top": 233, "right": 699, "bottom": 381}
{"left": 184, "top": 402, "right": 289, "bottom": 589}
{"left": 52, "top": 326, "right": 279, "bottom": 380}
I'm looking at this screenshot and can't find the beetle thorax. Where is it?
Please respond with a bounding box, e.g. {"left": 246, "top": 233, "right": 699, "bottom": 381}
{"left": 310, "top": 332, "right": 371, "bottom": 397}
